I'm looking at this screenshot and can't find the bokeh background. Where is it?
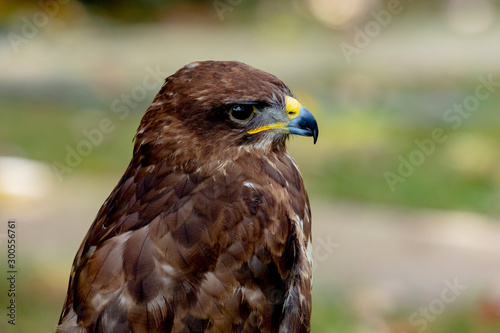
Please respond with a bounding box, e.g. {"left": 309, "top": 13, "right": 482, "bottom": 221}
{"left": 1, "top": 0, "right": 500, "bottom": 332}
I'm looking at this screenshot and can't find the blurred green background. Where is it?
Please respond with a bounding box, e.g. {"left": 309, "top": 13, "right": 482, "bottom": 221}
{"left": 1, "top": 0, "right": 500, "bottom": 332}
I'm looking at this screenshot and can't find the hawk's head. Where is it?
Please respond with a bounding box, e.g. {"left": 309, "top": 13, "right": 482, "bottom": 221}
{"left": 135, "top": 61, "right": 318, "bottom": 164}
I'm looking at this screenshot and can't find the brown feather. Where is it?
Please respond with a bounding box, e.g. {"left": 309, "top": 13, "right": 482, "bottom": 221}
{"left": 57, "top": 61, "right": 314, "bottom": 333}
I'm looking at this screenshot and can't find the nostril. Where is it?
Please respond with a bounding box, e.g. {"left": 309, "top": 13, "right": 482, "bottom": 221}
{"left": 287, "top": 110, "right": 298, "bottom": 120}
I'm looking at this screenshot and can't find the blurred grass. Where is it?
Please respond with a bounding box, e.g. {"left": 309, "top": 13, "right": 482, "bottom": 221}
{"left": 291, "top": 89, "right": 500, "bottom": 217}
{"left": 0, "top": 98, "right": 142, "bottom": 175}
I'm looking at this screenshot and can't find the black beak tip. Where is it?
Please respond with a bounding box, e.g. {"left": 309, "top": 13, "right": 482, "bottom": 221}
{"left": 287, "top": 106, "right": 319, "bottom": 144}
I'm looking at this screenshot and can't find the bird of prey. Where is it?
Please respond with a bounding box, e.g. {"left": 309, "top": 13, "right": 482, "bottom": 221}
{"left": 57, "top": 61, "right": 318, "bottom": 333}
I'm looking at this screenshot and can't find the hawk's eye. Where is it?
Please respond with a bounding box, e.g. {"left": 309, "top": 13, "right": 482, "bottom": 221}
{"left": 229, "top": 104, "right": 255, "bottom": 122}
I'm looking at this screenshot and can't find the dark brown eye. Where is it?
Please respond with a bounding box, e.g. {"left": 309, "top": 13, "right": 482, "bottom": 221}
{"left": 230, "top": 104, "right": 255, "bottom": 122}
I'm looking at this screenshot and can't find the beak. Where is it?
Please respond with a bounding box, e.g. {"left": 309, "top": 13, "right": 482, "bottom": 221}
{"left": 284, "top": 96, "right": 318, "bottom": 144}
{"left": 286, "top": 105, "right": 319, "bottom": 144}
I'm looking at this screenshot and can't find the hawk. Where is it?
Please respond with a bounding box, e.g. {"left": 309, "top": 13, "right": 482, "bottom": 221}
{"left": 57, "top": 61, "right": 318, "bottom": 333}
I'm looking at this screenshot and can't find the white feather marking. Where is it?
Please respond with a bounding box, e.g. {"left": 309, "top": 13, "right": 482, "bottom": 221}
{"left": 306, "top": 241, "right": 314, "bottom": 287}
{"left": 284, "top": 153, "right": 301, "bottom": 176}
{"left": 304, "top": 203, "right": 311, "bottom": 228}
{"left": 265, "top": 157, "right": 284, "bottom": 179}
{"left": 291, "top": 212, "right": 304, "bottom": 232}
{"left": 91, "top": 290, "right": 121, "bottom": 313}
{"left": 87, "top": 246, "right": 96, "bottom": 258}
{"left": 243, "top": 182, "right": 255, "bottom": 189}
{"left": 186, "top": 62, "right": 200, "bottom": 68}
{"left": 240, "top": 287, "right": 266, "bottom": 304}
{"left": 117, "top": 290, "right": 136, "bottom": 309}
{"left": 160, "top": 263, "right": 177, "bottom": 276}
{"left": 253, "top": 134, "right": 275, "bottom": 150}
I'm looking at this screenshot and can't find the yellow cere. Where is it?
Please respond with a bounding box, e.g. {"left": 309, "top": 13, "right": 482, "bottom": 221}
{"left": 285, "top": 96, "right": 301, "bottom": 120}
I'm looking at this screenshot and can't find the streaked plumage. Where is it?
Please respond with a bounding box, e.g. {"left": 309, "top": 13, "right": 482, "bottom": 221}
{"left": 57, "top": 61, "right": 318, "bottom": 333}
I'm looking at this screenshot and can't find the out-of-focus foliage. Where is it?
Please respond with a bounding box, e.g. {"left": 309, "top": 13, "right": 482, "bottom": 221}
{"left": 1, "top": 0, "right": 499, "bottom": 23}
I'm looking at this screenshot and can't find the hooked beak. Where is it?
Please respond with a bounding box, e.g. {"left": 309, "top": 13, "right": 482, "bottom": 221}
{"left": 286, "top": 105, "right": 319, "bottom": 144}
